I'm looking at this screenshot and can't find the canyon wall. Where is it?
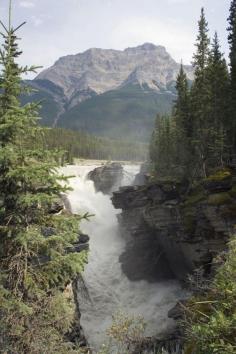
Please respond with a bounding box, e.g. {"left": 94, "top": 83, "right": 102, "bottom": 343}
{"left": 112, "top": 168, "right": 236, "bottom": 282}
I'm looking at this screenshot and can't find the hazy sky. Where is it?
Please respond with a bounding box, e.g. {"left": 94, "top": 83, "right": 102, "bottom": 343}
{"left": 0, "top": 0, "right": 231, "bottom": 78}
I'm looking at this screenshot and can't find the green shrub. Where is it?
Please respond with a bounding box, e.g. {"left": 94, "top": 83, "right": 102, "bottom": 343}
{"left": 98, "top": 311, "right": 146, "bottom": 354}
{"left": 184, "top": 236, "right": 236, "bottom": 354}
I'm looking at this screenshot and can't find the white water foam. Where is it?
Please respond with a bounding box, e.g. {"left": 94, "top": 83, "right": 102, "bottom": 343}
{"left": 61, "top": 164, "right": 184, "bottom": 351}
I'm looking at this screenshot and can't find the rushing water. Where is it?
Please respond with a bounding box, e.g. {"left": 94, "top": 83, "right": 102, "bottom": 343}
{"left": 61, "top": 163, "right": 184, "bottom": 351}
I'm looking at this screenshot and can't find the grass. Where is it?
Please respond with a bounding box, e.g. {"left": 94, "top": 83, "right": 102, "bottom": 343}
{"left": 184, "top": 237, "right": 236, "bottom": 354}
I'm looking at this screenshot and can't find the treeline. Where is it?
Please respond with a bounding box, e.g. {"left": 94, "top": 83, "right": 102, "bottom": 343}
{"left": 149, "top": 3, "right": 236, "bottom": 354}
{"left": 150, "top": 6, "right": 236, "bottom": 179}
{"left": 30, "top": 127, "right": 147, "bottom": 163}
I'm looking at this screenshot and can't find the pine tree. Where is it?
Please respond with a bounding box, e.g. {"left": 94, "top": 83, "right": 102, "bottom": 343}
{"left": 227, "top": 0, "right": 236, "bottom": 153}
{"left": 0, "top": 6, "right": 87, "bottom": 353}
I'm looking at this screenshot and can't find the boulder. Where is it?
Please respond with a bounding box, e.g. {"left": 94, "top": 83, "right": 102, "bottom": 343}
{"left": 40, "top": 229, "right": 90, "bottom": 259}
{"left": 87, "top": 162, "right": 123, "bottom": 194}
{"left": 66, "top": 233, "right": 90, "bottom": 254}
{"left": 48, "top": 200, "right": 64, "bottom": 214}
{"left": 79, "top": 233, "right": 90, "bottom": 244}
{"left": 203, "top": 170, "right": 232, "bottom": 193}
{"left": 41, "top": 226, "right": 56, "bottom": 237}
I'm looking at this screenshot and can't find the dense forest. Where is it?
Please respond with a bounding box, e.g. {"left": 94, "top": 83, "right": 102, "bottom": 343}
{"left": 149, "top": 4, "right": 236, "bottom": 354}
{"left": 150, "top": 7, "right": 236, "bottom": 180}
{"left": 29, "top": 127, "right": 147, "bottom": 163}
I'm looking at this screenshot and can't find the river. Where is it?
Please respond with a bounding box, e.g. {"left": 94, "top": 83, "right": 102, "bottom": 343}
{"left": 61, "top": 163, "right": 184, "bottom": 351}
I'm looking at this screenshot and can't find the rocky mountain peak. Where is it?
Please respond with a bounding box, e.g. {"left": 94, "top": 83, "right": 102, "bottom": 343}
{"left": 36, "top": 43, "right": 194, "bottom": 103}
{"left": 139, "top": 42, "right": 158, "bottom": 50}
{"left": 125, "top": 42, "right": 167, "bottom": 53}
{"left": 125, "top": 42, "right": 159, "bottom": 51}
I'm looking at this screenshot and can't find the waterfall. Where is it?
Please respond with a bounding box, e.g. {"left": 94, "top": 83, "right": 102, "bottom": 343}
{"left": 61, "top": 163, "right": 184, "bottom": 351}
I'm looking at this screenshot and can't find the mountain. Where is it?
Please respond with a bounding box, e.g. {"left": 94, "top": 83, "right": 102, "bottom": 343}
{"left": 25, "top": 43, "right": 194, "bottom": 141}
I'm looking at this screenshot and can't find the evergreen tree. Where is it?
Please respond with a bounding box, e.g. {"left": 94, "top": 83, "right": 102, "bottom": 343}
{"left": 0, "top": 7, "right": 87, "bottom": 354}
{"left": 174, "top": 62, "right": 191, "bottom": 135}
{"left": 207, "top": 32, "right": 229, "bottom": 127}
{"left": 227, "top": 0, "right": 236, "bottom": 153}
{"left": 191, "top": 7, "right": 211, "bottom": 176}
{"left": 173, "top": 63, "right": 195, "bottom": 175}
{"left": 149, "top": 114, "right": 177, "bottom": 176}
{"left": 206, "top": 32, "right": 230, "bottom": 162}
{"left": 150, "top": 8, "right": 233, "bottom": 180}
{"left": 192, "top": 8, "right": 210, "bottom": 77}
{"left": 28, "top": 127, "right": 147, "bottom": 162}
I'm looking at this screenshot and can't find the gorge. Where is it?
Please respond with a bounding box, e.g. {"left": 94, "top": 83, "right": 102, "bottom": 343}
{"left": 61, "top": 162, "right": 187, "bottom": 352}
{"left": 1, "top": 2, "right": 236, "bottom": 353}
{"left": 60, "top": 161, "right": 236, "bottom": 353}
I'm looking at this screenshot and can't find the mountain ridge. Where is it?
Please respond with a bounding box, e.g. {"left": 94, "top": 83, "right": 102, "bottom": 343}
{"left": 23, "top": 43, "right": 194, "bottom": 141}
{"left": 36, "top": 42, "right": 193, "bottom": 103}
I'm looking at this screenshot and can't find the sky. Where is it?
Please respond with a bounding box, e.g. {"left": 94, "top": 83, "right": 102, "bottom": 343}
{"left": 0, "top": 0, "right": 232, "bottom": 78}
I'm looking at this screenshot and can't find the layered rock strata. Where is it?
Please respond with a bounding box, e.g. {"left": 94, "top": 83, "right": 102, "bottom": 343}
{"left": 112, "top": 168, "right": 236, "bottom": 353}
{"left": 112, "top": 168, "right": 236, "bottom": 282}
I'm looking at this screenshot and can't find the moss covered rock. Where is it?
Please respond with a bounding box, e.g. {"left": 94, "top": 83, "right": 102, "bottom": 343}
{"left": 203, "top": 169, "right": 232, "bottom": 193}
{"left": 208, "top": 192, "right": 233, "bottom": 206}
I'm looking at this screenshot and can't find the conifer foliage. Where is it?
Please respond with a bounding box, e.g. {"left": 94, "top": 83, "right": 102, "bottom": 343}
{"left": 228, "top": 0, "right": 236, "bottom": 152}
{"left": 150, "top": 7, "right": 233, "bottom": 179}
{"left": 0, "top": 7, "right": 87, "bottom": 354}
{"left": 29, "top": 127, "right": 148, "bottom": 163}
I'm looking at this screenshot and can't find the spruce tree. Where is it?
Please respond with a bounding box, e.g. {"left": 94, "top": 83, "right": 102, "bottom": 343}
{"left": 191, "top": 7, "right": 211, "bottom": 176}
{"left": 0, "top": 6, "right": 87, "bottom": 354}
{"left": 227, "top": 0, "right": 236, "bottom": 153}
{"left": 192, "top": 8, "right": 210, "bottom": 78}
{"left": 174, "top": 63, "right": 193, "bottom": 175}
{"left": 206, "top": 32, "right": 230, "bottom": 162}
{"left": 175, "top": 63, "right": 190, "bottom": 134}
{"left": 149, "top": 114, "right": 177, "bottom": 176}
{"left": 207, "top": 32, "right": 229, "bottom": 127}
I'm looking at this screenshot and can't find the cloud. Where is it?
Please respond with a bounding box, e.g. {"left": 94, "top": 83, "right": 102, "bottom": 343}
{"left": 19, "top": 1, "right": 35, "bottom": 8}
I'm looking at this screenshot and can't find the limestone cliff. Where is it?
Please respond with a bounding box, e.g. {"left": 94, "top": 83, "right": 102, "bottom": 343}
{"left": 112, "top": 168, "right": 236, "bottom": 282}
{"left": 36, "top": 43, "right": 193, "bottom": 103}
